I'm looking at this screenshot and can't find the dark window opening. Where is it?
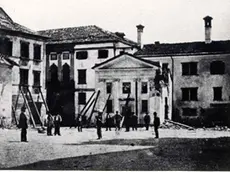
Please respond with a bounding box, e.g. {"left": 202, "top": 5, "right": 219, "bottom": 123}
{"left": 213, "top": 87, "right": 222, "bottom": 101}
{"left": 50, "top": 54, "right": 57, "bottom": 60}
{"left": 182, "top": 62, "right": 197, "bottom": 75}
{"left": 20, "top": 42, "right": 29, "bottom": 58}
{"left": 34, "top": 44, "right": 41, "bottom": 60}
{"left": 62, "top": 63, "right": 70, "bottom": 82}
{"left": 78, "top": 92, "right": 86, "bottom": 105}
{"left": 98, "top": 50, "right": 109, "bottom": 59}
{"left": 76, "top": 51, "right": 88, "bottom": 59}
{"left": 106, "top": 82, "right": 112, "bottom": 94}
{"left": 182, "top": 108, "right": 197, "bottom": 116}
{"left": 141, "top": 100, "right": 148, "bottom": 113}
{"left": 141, "top": 82, "right": 148, "bottom": 94}
{"left": 20, "top": 69, "right": 29, "bottom": 86}
{"left": 33, "top": 71, "right": 40, "bottom": 86}
{"left": 0, "top": 38, "right": 12, "bottom": 56}
{"left": 78, "top": 69, "right": 86, "bottom": 84}
{"left": 210, "top": 61, "right": 225, "bottom": 75}
{"left": 50, "top": 64, "right": 58, "bottom": 82}
{"left": 63, "top": 53, "right": 69, "bottom": 60}
{"left": 162, "top": 63, "right": 168, "bottom": 71}
{"left": 122, "top": 82, "right": 131, "bottom": 94}
{"left": 106, "top": 100, "right": 113, "bottom": 113}
{"left": 182, "top": 88, "right": 198, "bottom": 101}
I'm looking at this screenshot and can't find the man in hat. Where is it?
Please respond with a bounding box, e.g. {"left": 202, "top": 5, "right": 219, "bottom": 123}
{"left": 54, "top": 113, "right": 62, "bottom": 136}
{"left": 18, "top": 106, "right": 28, "bottom": 142}
{"left": 96, "top": 111, "right": 103, "bottom": 139}
{"left": 153, "top": 112, "right": 160, "bottom": 138}
{"left": 46, "top": 112, "right": 54, "bottom": 136}
{"left": 114, "top": 111, "right": 122, "bottom": 131}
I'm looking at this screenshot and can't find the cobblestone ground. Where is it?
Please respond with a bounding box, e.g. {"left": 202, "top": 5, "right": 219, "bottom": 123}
{"left": 0, "top": 127, "right": 230, "bottom": 168}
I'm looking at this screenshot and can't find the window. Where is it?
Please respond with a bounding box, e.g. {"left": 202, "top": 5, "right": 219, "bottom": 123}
{"left": 122, "top": 82, "right": 131, "bottom": 94}
{"left": 182, "top": 62, "right": 197, "bottom": 75}
{"left": 182, "top": 108, "right": 197, "bottom": 116}
{"left": 0, "top": 39, "right": 12, "bottom": 56}
{"left": 106, "top": 82, "right": 112, "bottom": 94}
{"left": 33, "top": 44, "right": 41, "bottom": 60}
{"left": 33, "top": 71, "right": 40, "bottom": 86}
{"left": 141, "top": 100, "right": 148, "bottom": 113}
{"left": 106, "top": 100, "right": 113, "bottom": 113}
{"left": 162, "top": 63, "right": 168, "bottom": 71}
{"left": 78, "top": 69, "right": 86, "bottom": 84}
{"left": 20, "top": 69, "right": 29, "bottom": 85}
{"left": 213, "top": 87, "right": 222, "bottom": 101}
{"left": 78, "top": 92, "right": 86, "bottom": 105}
{"left": 63, "top": 53, "right": 69, "bottom": 60}
{"left": 210, "top": 61, "right": 225, "bottom": 75}
{"left": 50, "top": 54, "right": 57, "bottom": 60}
{"left": 76, "top": 51, "right": 88, "bottom": 59}
{"left": 181, "top": 87, "right": 198, "bottom": 101}
{"left": 98, "top": 50, "right": 109, "bottom": 59}
{"left": 20, "top": 42, "right": 29, "bottom": 58}
{"left": 141, "top": 82, "right": 148, "bottom": 94}
{"left": 62, "top": 64, "right": 70, "bottom": 82}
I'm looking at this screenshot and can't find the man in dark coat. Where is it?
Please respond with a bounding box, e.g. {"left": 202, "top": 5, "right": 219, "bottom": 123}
{"left": 114, "top": 111, "right": 122, "bottom": 131}
{"left": 47, "top": 113, "right": 54, "bottom": 136}
{"left": 54, "top": 113, "right": 62, "bottom": 136}
{"left": 132, "top": 113, "right": 138, "bottom": 131}
{"left": 153, "top": 112, "right": 160, "bottom": 138}
{"left": 124, "top": 109, "right": 131, "bottom": 132}
{"left": 105, "top": 113, "right": 113, "bottom": 131}
{"left": 144, "top": 113, "right": 150, "bottom": 130}
{"left": 77, "top": 114, "right": 83, "bottom": 132}
{"left": 18, "top": 107, "right": 28, "bottom": 142}
{"left": 96, "top": 111, "right": 103, "bottom": 139}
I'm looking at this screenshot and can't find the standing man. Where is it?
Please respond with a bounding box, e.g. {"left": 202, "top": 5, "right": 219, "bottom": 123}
{"left": 132, "top": 113, "right": 138, "bottom": 131}
{"left": 105, "top": 113, "right": 113, "bottom": 131}
{"left": 47, "top": 112, "right": 54, "bottom": 136}
{"left": 114, "top": 111, "right": 122, "bottom": 131}
{"left": 153, "top": 112, "right": 160, "bottom": 138}
{"left": 96, "top": 111, "right": 103, "bottom": 139}
{"left": 18, "top": 106, "right": 28, "bottom": 142}
{"left": 77, "top": 114, "right": 83, "bottom": 132}
{"left": 54, "top": 113, "right": 62, "bottom": 136}
{"left": 144, "top": 113, "right": 150, "bottom": 130}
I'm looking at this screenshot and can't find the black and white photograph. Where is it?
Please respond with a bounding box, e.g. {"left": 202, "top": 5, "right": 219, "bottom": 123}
{"left": 0, "top": 0, "right": 230, "bottom": 170}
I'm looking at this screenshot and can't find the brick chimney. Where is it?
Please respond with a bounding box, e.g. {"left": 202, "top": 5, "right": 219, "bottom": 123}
{"left": 136, "top": 24, "right": 144, "bottom": 48}
{"left": 203, "top": 16, "right": 213, "bottom": 44}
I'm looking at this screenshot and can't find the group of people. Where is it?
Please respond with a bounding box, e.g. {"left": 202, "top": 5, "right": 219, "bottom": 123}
{"left": 18, "top": 106, "right": 160, "bottom": 142}
{"left": 95, "top": 110, "right": 160, "bottom": 139}
{"left": 46, "top": 112, "right": 63, "bottom": 136}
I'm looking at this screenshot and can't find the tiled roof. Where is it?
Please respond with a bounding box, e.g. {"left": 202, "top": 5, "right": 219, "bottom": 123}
{"left": 135, "top": 40, "right": 230, "bottom": 56}
{"left": 0, "top": 7, "right": 48, "bottom": 38}
{"left": 92, "top": 53, "right": 160, "bottom": 69}
{"left": 0, "top": 53, "right": 19, "bottom": 67}
{"left": 38, "top": 25, "right": 138, "bottom": 47}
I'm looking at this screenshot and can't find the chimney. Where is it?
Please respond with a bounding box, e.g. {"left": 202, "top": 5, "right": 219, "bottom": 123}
{"left": 203, "top": 16, "right": 213, "bottom": 44}
{"left": 136, "top": 24, "right": 144, "bottom": 48}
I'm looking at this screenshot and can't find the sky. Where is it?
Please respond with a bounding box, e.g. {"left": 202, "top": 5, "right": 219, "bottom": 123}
{"left": 0, "top": 0, "right": 230, "bottom": 44}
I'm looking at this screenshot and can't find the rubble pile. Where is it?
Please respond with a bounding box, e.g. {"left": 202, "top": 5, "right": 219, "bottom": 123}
{"left": 160, "top": 120, "right": 195, "bottom": 130}
{"left": 203, "top": 126, "right": 230, "bottom": 131}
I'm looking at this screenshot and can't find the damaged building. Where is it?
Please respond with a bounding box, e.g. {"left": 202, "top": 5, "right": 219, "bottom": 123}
{"left": 135, "top": 16, "right": 230, "bottom": 127}
{"left": 0, "top": 7, "right": 48, "bottom": 127}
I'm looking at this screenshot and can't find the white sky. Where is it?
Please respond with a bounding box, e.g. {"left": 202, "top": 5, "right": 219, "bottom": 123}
{"left": 0, "top": 0, "right": 230, "bottom": 44}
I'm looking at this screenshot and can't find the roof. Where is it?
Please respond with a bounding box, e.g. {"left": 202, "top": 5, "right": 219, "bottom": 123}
{"left": 135, "top": 40, "right": 230, "bottom": 57}
{"left": 0, "top": 7, "right": 48, "bottom": 38}
{"left": 0, "top": 53, "right": 19, "bottom": 67}
{"left": 38, "top": 25, "right": 138, "bottom": 47}
{"left": 92, "top": 53, "right": 160, "bottom": 69}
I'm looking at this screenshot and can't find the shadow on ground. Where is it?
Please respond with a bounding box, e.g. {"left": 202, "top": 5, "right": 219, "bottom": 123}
{"left": 5, "top": 137, "right": 230, "bottom": 171}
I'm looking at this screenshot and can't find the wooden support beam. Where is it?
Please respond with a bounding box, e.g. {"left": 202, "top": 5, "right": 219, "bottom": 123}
{"left": 27, "top": 87, "right": 43, "bottom": 127}
{"left": 88, "top": 90, "right": 100, "bottom": 124}
{"left": 39, "top": 87, "right": 49, "bottom": 113}
{"left": 102, "top": 94, "right": 111, "bottom": 116}
{"left": 11, "top": 105, "right": 18, "bottom": 125}
{"left": 82, "top": 98, "right": 96, "bottom": 117}
{"left": 20, "top": 87, "right": 36, "bottom": 128}
{"left": 79, "top": 91, "right": 95, "bottom": 116}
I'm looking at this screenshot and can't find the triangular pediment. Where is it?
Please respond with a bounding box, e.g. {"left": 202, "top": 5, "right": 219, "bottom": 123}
{"left": 97, "top": 54, "right": 159, "bottom": 70}
{"left": 0, "top": 8, "right": 15, "bottom": 30}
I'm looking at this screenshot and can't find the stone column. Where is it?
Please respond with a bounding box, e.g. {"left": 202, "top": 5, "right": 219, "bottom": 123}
{"left": 113, "top": 79, "right": 120, "bottom": 113}
{"left": 57, "top": 53, "right": 62, "bottom": 81}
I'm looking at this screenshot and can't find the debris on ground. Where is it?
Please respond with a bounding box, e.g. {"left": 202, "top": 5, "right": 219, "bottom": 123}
{"left": 160, "top": 120, "right": 195, "bottom": 130}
